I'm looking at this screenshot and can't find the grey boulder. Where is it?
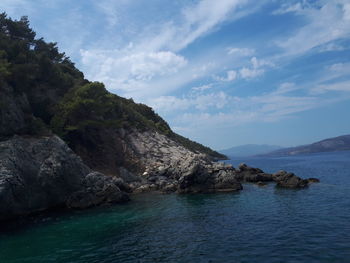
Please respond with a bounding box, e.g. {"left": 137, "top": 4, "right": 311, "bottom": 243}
{"left": 0, "top": 135, "right": 128, "bottom": 221}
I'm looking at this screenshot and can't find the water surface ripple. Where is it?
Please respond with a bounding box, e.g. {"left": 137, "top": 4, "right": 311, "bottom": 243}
{"left": 1, "top": 151, "right": 350, "bottom": 262}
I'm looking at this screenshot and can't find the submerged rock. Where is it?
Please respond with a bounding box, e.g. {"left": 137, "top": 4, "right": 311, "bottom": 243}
{"left": 0, "top": 135, "right": 129, "bottom": 221}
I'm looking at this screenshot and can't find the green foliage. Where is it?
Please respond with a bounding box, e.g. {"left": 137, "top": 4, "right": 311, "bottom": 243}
{"left": 0, "top": 12, "right": 83, "bottom": 97}
{"left": 170, "top": 133, "right": 227, "bottom": 160}
{"left": 0, "top": 50, "right": 10, "bottom": 80}
{"left": 50, "top": 82, "right": 172, "bottom": 142}
{"left": 1, "top": 13, "right": 225, "bottom": 159}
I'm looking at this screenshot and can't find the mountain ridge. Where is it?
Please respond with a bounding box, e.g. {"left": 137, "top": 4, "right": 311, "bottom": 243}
{"left": 262, "top": 134, "right": 350, "bottom": 156}
{"left": 220, "top": 144, "right": 283, "bottom": 157}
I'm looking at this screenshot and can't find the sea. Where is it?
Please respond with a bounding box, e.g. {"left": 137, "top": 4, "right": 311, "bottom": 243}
{"left": 1, "top": 151, "right": 350, "bottom": 263}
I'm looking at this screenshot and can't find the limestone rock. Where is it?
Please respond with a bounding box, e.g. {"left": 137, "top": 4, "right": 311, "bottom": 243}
{"left": 0, "top": 135, "right": 129, "bottom": 221}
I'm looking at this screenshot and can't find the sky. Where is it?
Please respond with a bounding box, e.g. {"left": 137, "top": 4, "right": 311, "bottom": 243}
{"left": 1, "top": 0, "right": 350, "bottom": 150}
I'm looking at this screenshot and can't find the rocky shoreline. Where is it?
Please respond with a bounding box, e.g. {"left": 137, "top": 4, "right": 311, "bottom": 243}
{"left": 0, "top": 16, "right": 319, "bottom": 222}
{"left": 0, "top": 133, "right": 319, "bottom": 222}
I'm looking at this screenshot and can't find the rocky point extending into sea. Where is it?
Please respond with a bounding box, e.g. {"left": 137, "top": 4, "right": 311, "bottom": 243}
{"left": 0, "top": 14, "right": 319, "bottom": 222}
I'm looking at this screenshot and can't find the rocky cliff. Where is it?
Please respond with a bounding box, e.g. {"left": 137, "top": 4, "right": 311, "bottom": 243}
{"left": 0, "top": 135, "right": 128, "bottom": 221}
{"left": 0, "top": 14, "right": 317, "bottom": 221}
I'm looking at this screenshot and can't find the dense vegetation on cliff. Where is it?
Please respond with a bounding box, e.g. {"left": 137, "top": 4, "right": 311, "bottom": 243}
{"left": 0, "top": 13, "right": 225, "bottom": 159}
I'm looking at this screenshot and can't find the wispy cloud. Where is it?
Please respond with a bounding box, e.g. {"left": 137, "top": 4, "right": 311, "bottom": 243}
{"left": 78, "top": 0, "right": 260, "bottom": 99}
{"left": 239, "top": 57, "right": 274, "bottom": 79}
{"left": 276, "top": 1, "right": 350, "bottom": 56}
{"left": 227, "top": 47, "right": 255, "bottom": 56}
{"left": 214, "top": 70, "right": 237, "bottom": 82}
{"left": 149, "top": 91, "right": 232, "bottom": 113}
{"left": 312, "top": 80, "right": 350, "bottom": 94}
{"left": 272, "top": 2, "right": 304, "bottom": 15}
{"left": 1, "top": 0, "right": 350, "bottom": 147}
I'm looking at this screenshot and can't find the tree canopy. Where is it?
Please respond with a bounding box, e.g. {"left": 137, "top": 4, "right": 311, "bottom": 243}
{"left": 0, "top": 13, "right": 225, "bottom": 159}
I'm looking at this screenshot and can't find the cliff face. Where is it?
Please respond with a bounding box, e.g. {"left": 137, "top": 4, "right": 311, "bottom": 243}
{"left": 0, "top": 14, "right": 238, "bottom": 220}
{"left": 0, "top": 135, "right": 128, "bottom": 221}
{"left": 0, "top": 15, "right": 317, "bottom": 221}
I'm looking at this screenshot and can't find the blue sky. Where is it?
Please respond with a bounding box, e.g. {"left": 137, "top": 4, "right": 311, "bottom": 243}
{"left": 1, "top": 0, "right": 350, "bottom": 150}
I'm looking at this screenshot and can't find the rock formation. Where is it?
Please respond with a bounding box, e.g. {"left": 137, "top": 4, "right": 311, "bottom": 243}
{"left": 0, "top": 14, "right": 318, "bottom": 221}
{"left": 234, "top": 163, "right": 319, "bottom": 188}
{"left": 0, "top": 136, "right": 128, "bottom": 221}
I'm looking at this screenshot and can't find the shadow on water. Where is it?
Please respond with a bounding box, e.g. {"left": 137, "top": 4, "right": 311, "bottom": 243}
{"left": 176, "top": 191, "right": 240, "bottom": 206}
{"left": 1, "top": 151, "right": 350, "bottom": 262}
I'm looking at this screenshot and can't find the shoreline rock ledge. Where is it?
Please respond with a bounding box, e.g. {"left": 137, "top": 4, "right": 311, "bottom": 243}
{"left": 116, "top": 130, "right": 319, "bottom": 194}
{"left": 0, "top": 132, "right": 319, "bottom": 222}
{"left": 234, "top": 163, "right": 320, "bottom": 188}
{"left": 0, "top": 135, "right": 129, "bottom": 221}
{"left": 0, "top": 134, "right": 245, "bottom": 221}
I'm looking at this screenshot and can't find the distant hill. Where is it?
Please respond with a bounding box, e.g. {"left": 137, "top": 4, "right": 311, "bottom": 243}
{"left": 220, "top": 144, "right": 283, "bottom": 157}
{"left": 263, "top": 134, "right": 350, "bottom": 156}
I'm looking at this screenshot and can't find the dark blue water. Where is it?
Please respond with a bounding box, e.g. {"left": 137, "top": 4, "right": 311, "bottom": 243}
{"left": 1, "top": 151, "right": 350, "bottom": 263}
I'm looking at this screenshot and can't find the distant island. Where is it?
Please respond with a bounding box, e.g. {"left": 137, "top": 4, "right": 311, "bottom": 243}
{"left": 262, "top": 134, "right": 350, "bottom": 156}
{"left": 220, "top": 144, "right": 283, "bottom": 157}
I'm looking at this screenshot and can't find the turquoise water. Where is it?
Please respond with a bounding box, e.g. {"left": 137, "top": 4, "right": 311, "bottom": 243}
{"left": 1, "top": 151, "right": 350, "bottom": 263}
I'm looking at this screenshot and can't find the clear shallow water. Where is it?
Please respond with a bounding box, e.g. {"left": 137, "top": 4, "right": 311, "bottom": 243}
{"left": 1, "top": 151, "right": 350, "bottom": 263}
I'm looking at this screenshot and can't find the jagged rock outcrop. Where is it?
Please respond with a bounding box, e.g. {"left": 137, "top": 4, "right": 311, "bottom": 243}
{"left": 123, "top": 130, "right": 242, "bottom": 193}
{"left": 0, "top": 135, "right": 128, "bottom": 221}
{"left": 0, "top": 15, "right": 319, "bottom": 222}
{"left": 234, "top": 164, "right": 319, "bottom": 189}
{"left": 235, "top": 163, "right": 272, "bottom": 182}
{"left": 84, "top": 130, "right": 316, "bottom": 192}
{"left": 272, "top": 170, "right": 309, "bottom": 188}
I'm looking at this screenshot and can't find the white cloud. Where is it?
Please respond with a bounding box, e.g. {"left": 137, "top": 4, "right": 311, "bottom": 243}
{"left": 150, "top": 96, "right": 191, "bottom": 112}
{"left": 78, "top": 0, "right": 259, "bottom": 99}
{"left": 239, "top": 67, "right": 264, "bottom": 79}
{"left": 150, "top": 91, "right": 231, "bottom": 113}
{"left": 227, "top": 47, "right": 255, "bottom": 56}
{"left": 317, "top": 42, "right": 347, "bottom": 52}
{"left": 172, "top": 94, "right": 320, "bottom": 131}
{"left": 171, "top": 91, "right": 329, "bottom": 133}
{"left": 344, "top": 3, "right": 350, "bottom": 20}
{"left": 215, "top": 70, "right": 237, "bottom": 82}
{"left": 328, "top": 62, "right": 350, "bottom": 73}
{"left": 226, "top": 70, "right": 238, "bottom": 81}
{"left": 191, "top": 84, "right": 213, "bottom": 92}
{"left": 138, "top": 0, "right": 253, "bottom": 52}
{"left": 277, "top": 1, "right": 350, "bottom": 56}
{"left": 80, "top": 49, "right": 188, "bottom": 96}
{"left": 238, "top": 57, "right": 274, "bottom": 79}
{"left": 273, "top": 82, "right": 298, "bottom": 95}
{"left": 95, "top": 0, "right": 120, "bottom": 26}
{"left": 272, "top": 2, "right": 303, "bottom": 15}
{"left": 156, "top": 71, "right": 350, "bottom": 139}
{"left": 311, "top": 80, "right": 350, "bottom": 94}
